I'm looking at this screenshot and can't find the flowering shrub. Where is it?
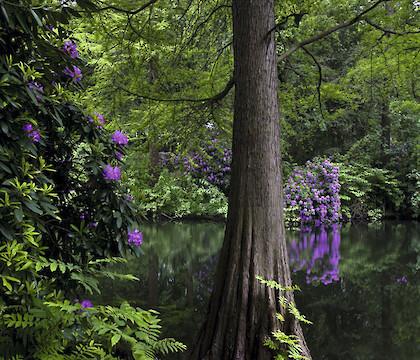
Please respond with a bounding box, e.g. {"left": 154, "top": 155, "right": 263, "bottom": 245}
{"left": 284, "top": 159, "right": 341, "bottom": 226}
{"left": 166, "top": 138, "right": 232, "bottom": 194}
{"left": 0, "top": 1, "right": 183, "bottom": 358}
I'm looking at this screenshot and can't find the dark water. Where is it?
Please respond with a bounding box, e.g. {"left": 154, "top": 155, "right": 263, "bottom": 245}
{"left": 97, "top": 221, "right": 420, "bottom": 359}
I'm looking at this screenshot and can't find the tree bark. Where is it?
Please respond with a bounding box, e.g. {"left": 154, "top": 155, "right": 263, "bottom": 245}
{"left": 191, "top": 1, "right": 310, "bottom": 359}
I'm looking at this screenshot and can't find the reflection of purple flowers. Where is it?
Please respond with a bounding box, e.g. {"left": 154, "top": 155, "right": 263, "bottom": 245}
{"left": 111, "top": 130, "right": 128, "bottom": 145}
{"left": 285, "top": 159, "right": 341, "bottom": 225}
{"left": 103, "top": 164, "right": 121, "bottom": 181}
{"left": 128, "top": 229, "right": 143, "bottom": 246}
{"left": 80, "top": 299, "right": 93, "bottom": 308}
{"left": 23, "top": 123, "right": 41, "bottom": 143}
{"left": 63, "top": 40, "right": 79, "bottom": 59}
{"left": 289, "top": 224, "right": 341, "bottom": 285}
{"left": 64, "top": 65, "right": 82, "bottom": 82}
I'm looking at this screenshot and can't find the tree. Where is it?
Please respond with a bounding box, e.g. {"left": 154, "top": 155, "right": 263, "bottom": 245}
{"left": 67, "top": 0, "right": 419, "bottom": 358}
{"left": 191, "top": 1, "right": 310, "bottom": 359}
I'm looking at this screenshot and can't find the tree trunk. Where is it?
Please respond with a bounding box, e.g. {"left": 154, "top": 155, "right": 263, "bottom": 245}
{"left": 191, "top": 1, "right": 310, "bottom": 359}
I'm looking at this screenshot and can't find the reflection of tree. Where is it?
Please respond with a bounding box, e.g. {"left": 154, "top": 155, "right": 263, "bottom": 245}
{"left": 94, "top": 221, "right": 224, "bottom": 358}
{"left": 95, "top": 221, "right": 419, "bottom": 360}
{"left": 289, "top": 225, "right": 341, "bottom": 285}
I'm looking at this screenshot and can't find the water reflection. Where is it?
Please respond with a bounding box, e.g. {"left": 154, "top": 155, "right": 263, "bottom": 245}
{"left": 289, "top": 225, "right": 341, "bottom": 285}
{"left": 95, "top": 221, "right": 419, "bottom": 359}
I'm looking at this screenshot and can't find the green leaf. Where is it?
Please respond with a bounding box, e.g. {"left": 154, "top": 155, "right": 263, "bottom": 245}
{"left": 14, "top": 208, "right": 24, "bottom": 222}
{"left": 2, "top": 277, "right": 12, "bottom": 291}
{"left": 30, "top": 9, "right": 43, "bottom": 27}
{"left": 50, "top": 262, "right": 58, "bottom": 272}
{"left": 111, "top": 333, "right": 121, "bottom": 347}
{"left": 23, "top": 201, "right": 43, "bottom": 215}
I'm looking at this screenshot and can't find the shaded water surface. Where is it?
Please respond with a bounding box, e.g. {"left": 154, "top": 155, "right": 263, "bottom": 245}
{"left": 97, "top": 222, "right": 419, "bottom": 359}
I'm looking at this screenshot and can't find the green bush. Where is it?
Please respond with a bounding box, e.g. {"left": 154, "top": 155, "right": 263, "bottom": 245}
{"left": 338, "top": 162, "right": 403, "bottom": 222}
{"left": 0, "top": 1, "right": 184, "bottom": 358}
{"left": 134, "top": 170, "right": 228, "bottom": 219}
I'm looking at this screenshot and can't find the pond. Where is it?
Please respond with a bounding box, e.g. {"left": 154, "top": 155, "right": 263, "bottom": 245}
{"left": 96, "top": 221, "right": 420, "bottom": 359}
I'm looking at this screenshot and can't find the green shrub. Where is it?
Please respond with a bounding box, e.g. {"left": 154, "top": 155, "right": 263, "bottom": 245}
{"left": 0, "top": 1, "right": 184, "bottom": 358}
{"left": 338, "top": 162, "right": 403, "bottom": 222}
{"left": 134, "top": 170, "right": 228, "bottom": 219}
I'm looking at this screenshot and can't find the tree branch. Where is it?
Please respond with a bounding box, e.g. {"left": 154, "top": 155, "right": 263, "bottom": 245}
{"left": 267, "top": 12, "right": 308, "bottom": 37}
{"left": 278, "top": 0, "right": 388, "bottom": 62}
{"left": 96, "top": 0, "right": 158, "bottom": 15}
{"left": 301, "top": 46, "right": 324, "bottom": 119}
{"left": 116, "top": 78, "right": 234, "bottom": 103}
{"left": 185, "top": 4, "right": 231, "bottom": 46}
{"left": 364, "top": 18, "right": 420, "bottom": 35}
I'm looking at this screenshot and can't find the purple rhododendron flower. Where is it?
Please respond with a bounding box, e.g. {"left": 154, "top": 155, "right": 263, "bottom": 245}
{"left": 64, "top": 65, "right": 82, "bottom": 82}
{"left": 126, "top": 194, "right": 134, "bottom": 202}
{"left": 63, "top": 40, "right": 79, "bottom": 59}
{"left": 22, "top": 123, "right": 33, "bottom": 132}
{"left": 28, "top": 81, "right": 44, "bottom": 101}
{"left": 95, "top": 113, "right": 105, "bottom": 126}
{"left": 111, "top": 130, "right": 128, "bottom": 145}
{"left": 28, "top": 81, "right": 43, "bottom": 93}
{"left": 128, "top": 229, "right": 143, "bottom": 246}
{"left": 30, "top": 130, "right": 41, "bottom": 142}
{"left": 396, "top": 276, "right": 408, "bottom": 284}
{"left": 23, "top": 123, "right": 41, "bottom": 142}
{"left": 284, "top": 159, "right": 341, "bottom": 225}
{"left": 89, "top": 113, "right": 106, "bottom": 128}
{"left": 170, "top": 142, "right": 231, "bottom": 191}
{"left": 80, "top": 299, "right": 93, "bottom": 308}
{"left": 88, "top": 221, "right": 98, "bottom": 228}
{"left": 103, "top": 164, "right": 121, "bottom": 181}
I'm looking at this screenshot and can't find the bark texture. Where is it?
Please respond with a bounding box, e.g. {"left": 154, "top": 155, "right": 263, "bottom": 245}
{"left": 190, "top": 1, "right": 310, "bottom": 359}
